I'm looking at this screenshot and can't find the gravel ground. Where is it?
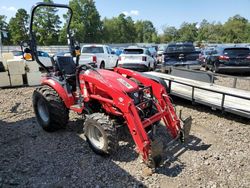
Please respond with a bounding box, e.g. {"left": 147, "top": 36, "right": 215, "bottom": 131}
{"left": 214, "top": 75, "right": 250, "bottom": 91}
{"left": 0, "top": 87, "right": 249, "bottom": 188}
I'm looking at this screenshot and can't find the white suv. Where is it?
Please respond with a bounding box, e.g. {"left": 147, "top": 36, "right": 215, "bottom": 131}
{"left": 118, "top": 47, "right": 156, "bottom": 72}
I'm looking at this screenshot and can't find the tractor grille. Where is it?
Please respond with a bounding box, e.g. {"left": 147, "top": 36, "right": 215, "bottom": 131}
{"left": 128, "top": 86, "right": 153, "bottom": 105}
{"left": 129, "top": 86, "right": 160, "bottom": 121}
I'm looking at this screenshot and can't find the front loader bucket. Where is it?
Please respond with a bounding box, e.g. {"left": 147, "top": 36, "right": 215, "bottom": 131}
{"left": 147, "top": 116, "right": 192, "bottom": 168}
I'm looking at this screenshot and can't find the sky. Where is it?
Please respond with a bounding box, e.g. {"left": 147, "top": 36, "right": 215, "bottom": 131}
{"left": 0, "top": 0, "right": 250, "bottom": 33}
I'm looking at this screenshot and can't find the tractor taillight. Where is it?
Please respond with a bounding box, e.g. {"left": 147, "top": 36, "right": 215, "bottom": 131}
{"left": 92, "top": 56, "right": 97, "bottom": 63}
{"left": 219, "top": 55, "right": 229, "bottom": 61}
{"left": 142, "top": 56, "right": 147, "bottom": 61}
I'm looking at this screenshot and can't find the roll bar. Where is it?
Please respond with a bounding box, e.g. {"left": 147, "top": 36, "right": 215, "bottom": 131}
{"left": 29, "top": 2, "right": 74, "bottom": 72}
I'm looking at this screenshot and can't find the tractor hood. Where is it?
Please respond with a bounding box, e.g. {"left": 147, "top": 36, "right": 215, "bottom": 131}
{"left": 83, "top": 69, "right": 139, "bottom": 93}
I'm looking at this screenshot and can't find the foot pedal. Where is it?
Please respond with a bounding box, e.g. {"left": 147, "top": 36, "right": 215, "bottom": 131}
{"left": 180, "top": 116, "right": 192, "bottom": 142}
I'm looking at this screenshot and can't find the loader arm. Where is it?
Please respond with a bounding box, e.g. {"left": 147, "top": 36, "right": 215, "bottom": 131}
{"left": 114, "top": 67, "right": 181, "bottom": 138}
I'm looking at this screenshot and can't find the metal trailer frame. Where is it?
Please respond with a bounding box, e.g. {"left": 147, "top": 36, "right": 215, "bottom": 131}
{"left": 166, "top": 78, "right": 250, "bottom": 118}
{"left": 147, "top": 69, "right": 250, "bottom": 119}
{"left": 169, "top": 67, "right": 250, "bottom": 89}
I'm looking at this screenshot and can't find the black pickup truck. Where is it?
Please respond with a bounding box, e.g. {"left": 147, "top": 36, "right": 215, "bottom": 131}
{"left": 161, "top": 42, "right": 200, "bottom": 73}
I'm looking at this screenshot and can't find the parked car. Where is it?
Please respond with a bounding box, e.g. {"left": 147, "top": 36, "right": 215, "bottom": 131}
{"left": 117, "top": 47, "right": 156, "bottom": 72}
{"left": 195, "top": 47, "right": 201, "bottom": 51}
{"left": 205, "top": 46, "right": 250, "bottom": 73}
{"left": 148, "top": 47, "right": 157, "bottom": 58}
{"left": 198, "top": 49, "right": 213, "bottom": 67}
{"left": 79, "top": 44, "right": 118, "bottom": 69}
{"left": 161, "top": 42, "right": 200, "bottom": 73}
{"left": 11, "top": 50, "right": 24, "bottom": 60}
{"left": 11, "top": 50, "right": 52, "bottom": 67}
{"left": 112, "top": 48, "right": 123, "bottom": 56}
{"left": 157, "top": 44, "right": 168, "bottom": 63}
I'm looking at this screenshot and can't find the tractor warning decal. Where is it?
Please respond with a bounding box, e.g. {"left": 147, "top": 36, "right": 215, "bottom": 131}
{"left": 117, "top": 78, "right": 133, "bottom": 89}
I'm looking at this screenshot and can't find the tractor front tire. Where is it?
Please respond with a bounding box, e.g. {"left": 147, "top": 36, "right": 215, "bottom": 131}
{"left": 84, "top": 113, "right": 118, "bottom": 155}
{"left": 33, "top": 85, "right": 69, "bottom": 132}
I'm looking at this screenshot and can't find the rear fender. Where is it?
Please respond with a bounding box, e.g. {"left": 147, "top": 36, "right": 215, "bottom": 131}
{"left": 41, "top": 78, "right": 75, "bottom": 108}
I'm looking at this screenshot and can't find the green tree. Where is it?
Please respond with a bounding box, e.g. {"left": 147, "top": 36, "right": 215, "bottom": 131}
{"left": 0, "top": 15, "right": 8, "bottom": 31}
{"left": 247, "top": 22, "right": 250, "bottom": 42}
{"left": 197, "top": 20, "right": 224, "bottom": 43}
{"left": 152, "top": 33, "right": 160, "bottom": 43}
{"left": 208, "top": 22, "right": 224, "bottom": 43}
{"left": 120, "top": 15, "right": 136, "bottom": 43}
{"left": 161, "top": 26, "right": 178, "bottom": 42}
{"left": 223, "top": 15, "right": 249, "bottom": 43}
{"left": 103, "top": 14, "right": 136, "bottom": 43}
{"left": 134, "top": 20, "right": 143, "bottom": 42}
{"left": 178, "top": 22, "right": 198, "bottom": 42}
{"left": 134, "top": 20, "right": 157, "bottom": 43}
{"left": 8, "top": 9, "right": 29, "bottom": 45}
{"left": 33, "top": 0, "right": 62, "bottom": 45}
{"left": 0, "top": 15, "right": 10, "bottom": 45}
{"left": 102, "top": 17, "right": 118, "bottom": 43}
{"left": 60, "top": 0, "right": 102, "bottom": 44}
{"left": 197, "top": 19, "right": 210, "bottom": 42}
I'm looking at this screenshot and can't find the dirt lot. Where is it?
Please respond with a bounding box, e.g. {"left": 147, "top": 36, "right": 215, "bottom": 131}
{"left": 0, "top": 87, "right": 249, "bottom": 188}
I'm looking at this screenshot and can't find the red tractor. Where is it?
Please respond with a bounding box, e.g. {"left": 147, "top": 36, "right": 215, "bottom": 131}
{"left": 23, "top": 2, "right": 192, "bottom": 168}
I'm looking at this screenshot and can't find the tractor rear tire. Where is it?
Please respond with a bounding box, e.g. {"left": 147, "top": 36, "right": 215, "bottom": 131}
{"left": 84, "top": 113, "right": 118, "bottom": 155}
{"left": 33, "top": 85, "right": 69, "bottom": 132}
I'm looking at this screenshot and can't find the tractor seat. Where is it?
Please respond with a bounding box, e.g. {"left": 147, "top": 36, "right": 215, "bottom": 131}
{"left": 54, "top": 56, "right": 76, "bottom": 78}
